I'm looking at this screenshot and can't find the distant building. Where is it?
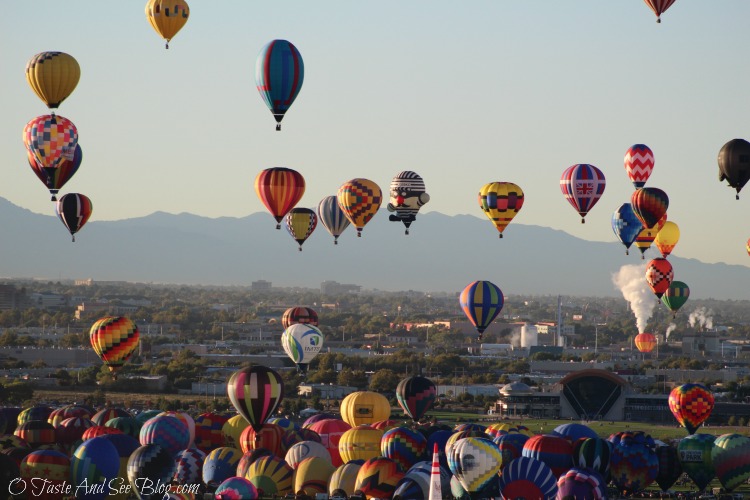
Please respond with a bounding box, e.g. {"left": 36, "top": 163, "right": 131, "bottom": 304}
{"left": 0, "top": 284, "right": 24, "bottom": 310}
{"left": 29, "top": 292, "right": 67, "bottom": 310}
{"left": 251, "top": 280, "right": 272, "bottom": 291}
{"left": 321, "top": 281, "right": 361, "bottom": 295}
{"left": 298, "top": 384, "right": 357, "bottom": 399}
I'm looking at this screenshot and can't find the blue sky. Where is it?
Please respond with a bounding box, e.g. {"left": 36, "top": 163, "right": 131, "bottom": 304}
{"left": 2, "top": 1, "right": 750, "bottom": 268}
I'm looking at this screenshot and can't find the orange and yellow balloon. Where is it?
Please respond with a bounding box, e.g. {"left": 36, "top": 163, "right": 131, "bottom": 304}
{"left": 634, "top": 332, "right": 656, "bottom": 353}
{"left": 145, "top": 0, "right": 190, "bottom": 49}
{"left": 89, "top": 316, "right": 140, "bottom": 378}
{"left": 478, "top": 182, "right": 524, "bottom": 238}
{"left": 654, "top": 221, "right": 680, "bottom": 258}
{"left": 255, "top": 167, "right": 306, "bottom": 229}
{"left": 337, "top": 178, "right": 382, "bottom": 237}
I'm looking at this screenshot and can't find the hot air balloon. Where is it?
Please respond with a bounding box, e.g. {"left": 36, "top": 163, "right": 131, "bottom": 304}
{"left": 631, "top": 187, "right": 669, "bottom": 229}
{"left": 478, "top": 181, "right": 524, "bottom": 237}
{"left": 654, "top": 220, "right": 680, "bottom": 257}
{"left": 612, "top": 203, "right": 643, "bottom": 255}
{"left": 127, "top": 444, "right": 176, "bottom": 500}
{"left": 521, "top": 434, "right": 573, "bottom": 478}
{"left": 254, "top": 167, "right": 305, "bottom": 229}
{"left": 70, "top": 436, "right": 120, "bottom": 500}
{"left": 306, "top": 419, "right": 350, "bottom": 467}
{"left": 24, "top": 114, "right": 78, "bottom": 171}
{"left": 89, "top": 316, "right": 139, "bottom": 379}
{"left": 281, "top": 306, "right": 318, "bottom": 329}
{"left": 746, "top": 237, "right": 750, "bottom": 256}
{"left": 203, "top": 446, "right": 242, "bottom": 488}
{"left": 20, "top": 450, "right": 70, "bottom": 500}
{"left": 239, "top": 422, "right": 285, "bottom": 457}
{"left": 633, "top": 213, "right": 666, "bottom": 259}
{"left": 316, "top": 195, "right": 350, "bottom": 244}
{"left": 718, "top": 138, "right": 750, "bottom": 199}
{"left": 678, "top": 433, "right": 716, "bottom": 491}
{"left": 551, "top": 423, "right": 598, "bottom": 443}
{"left": 104, "top": 417, "right": 142, "bottom": 439}
{"left": 448, "top": 437, "right": 503, "bottom": 495}
{"left": 226, "top": 366, "right": 284, "bottom": 431}
{"left": 255, "top": 40, "right": 304, "bottom": 131}
{"left": 661, "top": 280, "right": 689, "bottom": 317}
{"left": 27, "top": 143, "right": 82, "bottom": 201}
{"left": 56, "top": 192, "right": 92, "bottom": 242}
{"left": 381, "top": 426, "right": 427, "bottom": 472}
{"left": 655, "top": 443, "right": 682, "bottom": 492}
{"left": 634, "top": 332, "right": 656, "bottom": 353}
{"left": 139, "top": 415, "right": 190, "bottom": 455}
{"left": 644, "top": 0, "right": 677, "bottom": 23}
{"left": 624, "top": 144, "right": 655, "bottom": 188}
{"left": 337, "top": 178, "right": 382, "bottom": 236}
{"left": 712, "top": 433, "right": 750, "bottom": 492}
{"left": 214, "top": 477, "right": 258, "bottom": 500}
{"left": 396, "top": 376, "right": 437, "bottom": 422}
{"left": 497, "top": 456, "right": 558, "bottom": 500}
{"left": 244, "top": 455, "right": 294, "bottom": 496}
{"left": 25, "top": 52, "right": 80, "bottom": 110}
{"left": 145, "top": 0, "right": 190, "bottom": 49}
{"left": 295, "top": 456, "right": 336, "bottom": 496}
{"left": 82, "top": 426, "right": 123, "bottom": 440}
{"left": 221, "top": 415, "right": 248, "bottom": 449}
{"left": 560, "top": 164, "right": 606, "bottom": 223}
{"left": 285, "top": 440, "right": 331, "bottom": 469}
{"left": 645, "top": 257, "right": 673, "bottom": 299}
{"left": 340, "top": 391, "right": 391, "bottom": 427}
{"left": 91, "top": 408, "right": 131, "bottom": 427}
{"left": 572, "top": 437, "right": 611, "bottom": 479}
{"left": 329, "top": 461, "right": 362, "bottom": 497}
{"left": 281, "top": 323, "right": 324, "bottom": 374}
{"left": 459, "top": 280, "right": 503, "bottom": 341}
{"left": 284, "top": 207, "right": 317, "bottom": 251}
{"left": 556, "top": 467, "right": 607, "bottom": 500}
{"left": 354, "top": 457, "right": 405, "bottom": 500}
{"left": 387, "top": 171, "right": 430, "bottom": 235}
{"left": 609, "top": 433, "right": 658, "bottom": 495}
{"left": 669, "top": 383, "right": 714, "bottom": 435}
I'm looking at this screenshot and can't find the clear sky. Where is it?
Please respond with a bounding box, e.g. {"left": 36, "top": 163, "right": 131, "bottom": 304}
{"left": 2, "top": 1, "right": 750, "bottom": 268}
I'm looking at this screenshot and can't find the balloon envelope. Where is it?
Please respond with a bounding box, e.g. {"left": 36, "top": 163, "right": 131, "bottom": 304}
{"left": 624, "top": 143, "right": 655, "bottom": 188}
{"left": 612, "top": 203, "right": 643, "bottom": 254}
{"left": 669, "top": 383, "right": 714, "bottom": 434}
{"left": 560, "top": 164, "right": 606, "bottom": 223}
{"left": 317, "top": 195, "right": 350, "bottom": 244}
{"left": 478, "top": 181, "right": 524, "bottom": 237}
{"left": 645, "top": 257, "right": 673, "bottom": 299}
{"left": 284, "top": 207, "right": 317, "bottom": 250}
{"left": 661, "top": 281, "right": 689, "bottom": 317}
{"left": 26, "top": 51, "right": 80, "bottom": 109}
{"left": 226, "top": 366, "right": 285, "bottom": 431}
{"left": 396, "top": 376, "right": 437, "bottom": 422}
{"left": 281, "top": 323, "right": 324, "bottom": 371}
{"left": 337, "top": 178, "right": 382, "bottom": 235}
{"left": 145, "top": 0, "right": 190, "bottom": 48}
{"left": 56, "top": 192, "right": 93, "bottom": 241}
{"left": 718, "top": 138, "right": 750, "bottom": 198}
{"left": 631, "top": 187, "right": 669, "bottom": 229}
{"left": 459, "top": 280, "right": 504, "bottom": 338}
{"left": 254, "top": 167, "right": 305, "bottom": 228}
{"left": 255, "top": 39, "right": 304, "bottom": 129}
{"left": 89, "top": 317, "right": 139, "bottom": 375}
{"left": 387, "top": 171, "right": 430, "bottom": 234}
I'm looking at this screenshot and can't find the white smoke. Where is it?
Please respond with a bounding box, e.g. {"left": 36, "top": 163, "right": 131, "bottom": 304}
{"left": 509, "top": 327, "right": 521, "bottom": 348}
{"left": 688, "top": 307, "right": 714, "bottom": 331}
{"left": 612, "top": 264, "right": 656, "bottom": 334}
{"left": 665, "top": 323, "right": 677, "bottom": 341}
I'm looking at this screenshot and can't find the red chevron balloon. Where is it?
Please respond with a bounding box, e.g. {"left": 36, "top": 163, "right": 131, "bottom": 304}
{"left": 624, "top": 144, "right": 654, "bottom": 188}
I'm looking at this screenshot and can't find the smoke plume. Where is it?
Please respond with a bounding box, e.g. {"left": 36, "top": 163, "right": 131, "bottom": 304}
{"left": 688, "top": 307, "right": 714, "bottom": 331}
{"left": 665, "top": 323, "right": 677, "bottom": 341}
{"left": 612, "top": 264, "right": 655, "bottom": 334}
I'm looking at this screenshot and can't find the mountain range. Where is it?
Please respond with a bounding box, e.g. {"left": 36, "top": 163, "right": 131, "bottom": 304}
{"left": 1, "top": 196, "right": 748, "bottom": 300}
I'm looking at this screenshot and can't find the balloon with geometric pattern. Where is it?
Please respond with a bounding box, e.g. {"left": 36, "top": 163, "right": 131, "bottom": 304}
{"left": 139, "top": 415, "right": 190, "bottom": 456}
{"left": 70, "top": 436, "right": 120, "bottom": 500}
{"left": 560, "top": 164, "right": 606, "bottom": 223}
{"left": 643, "top": 0, "right": 678, "bottom": 23}
{"left": 381, "top": 426, "right": 427, "bottom": 472}
{"left": 448, "top": 437, "right": 503, "bottom": 494}
{"left": 226, "top": 366, "right": 285, "bottom": 431}
{"left": 612, "top": 203, "right": 644, "bottom": 255}
{"left": 23, "top": 114, "right": 78, "bottom": 171}
{"left": 255, "top": 40, "right": 304, "bottom": 131}
{"left": 661, "top": 280, "right": 690, "bottom": 318}
{"left": 215, "top": 477, "right": 258, "bottom": 500}
{"left": 396, "top": 375, "right": 437, "bottom": 422}
{"left": 645, "top": 257, "right": 673, "bottom": 299}
{"left": 712, "top": 433, "right": 750, "bottom": 492}
{"left": 337, "top": 178, "right": 382, "bottom": 237}
{"left": 478, "top": 181, "right": 525, "bottom": 238}
{"left": 126, "top": 444, "right": 176, "bottom": 500}
{"left": 633, "top": 213, "right": 667, "bottom": 259}
{"left": 145, "top": 0, "right": 190, "bottom": 49}
{"left": 459, "top": 280, "right": 504, "bottom": 341}
{"left": 556, "top": 467, "right": 607, "bottom": 500}
{"left": 497, "top": 456, "right": 558, "bottom": 500}
{"left": 669, "top": 383, "right": 714, "bottom": 435}
{"left": 624, "top": 144, "right": 655, "bottom": 188}
{"left": 25, "top": 51, "right": 80, "bottom": 109}
{"left": 27, "top": 142, "right": 82, "bottom": 201}
{"left": 354, "top": 456, "right": 405, "bottom": 500}
{"left": 631, "top": 187, "right": 669, "bottom": 230}
{"left": 89, "top": 316, "right": 139, "bottom": 379}
{"left": 284, "top": 207, "right": 317, "bottom": 251}
{"left": 281, "top": 306, "right": 318, "bottom": 329}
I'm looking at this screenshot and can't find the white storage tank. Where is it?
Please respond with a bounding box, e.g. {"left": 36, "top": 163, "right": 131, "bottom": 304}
{"left": 521, "top": 323, "right": 538, "bottom": 348}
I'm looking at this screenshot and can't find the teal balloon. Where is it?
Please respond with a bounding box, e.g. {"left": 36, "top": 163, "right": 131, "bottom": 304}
{"left": 70, "top": 436, "right": 120, "bottom": 500}
{"left": 678, "top": 433, "right": 715, "bottom": 491}
{"left": 712, "top": 433, "right": 750, "bottom": 492}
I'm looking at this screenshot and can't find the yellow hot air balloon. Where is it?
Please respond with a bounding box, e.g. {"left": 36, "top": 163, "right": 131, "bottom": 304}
{"left": 25, "top": 52, "right": 80, "bottom": 110}
{"left": 145, "top": 0, "right": 190, "bottom": 49}
{"left": 89, "top": 316, "right": 139, "bottom": 379}
{"left": 336, "top": 178, "right": 382, "bottom": 237}
{"left": 294, "top": 456, "right": 336, "bottom": 496}
{"left": 338, "top": 425, "right": 384, "bottom": 464}
{"left": 478, "top": 182, "right": 524, "bottom": 238}
{"left": 340, "top": 391, "right": 391, "bottom": 427}
{"left": 654, "top": 220, "right": 680, "bottom": 258}
{"left": 222, "top": 414, "right": 249, "bottom": 448}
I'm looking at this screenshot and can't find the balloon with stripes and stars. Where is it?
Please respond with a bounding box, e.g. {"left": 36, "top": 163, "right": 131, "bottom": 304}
{"left": 70, "top": 436, "right": 120, "bottom": 500}
{"left": 56, "top": 192, "right": 92, "bottom": 241}
{"left": 337, "top": 178, "right": 382, "bottom": 237}
{"left": 317, "top": 195, "right": 350, "bottom": 244}
{"left": 127, "top": 444, "right": 176, "bottom": 500}
{"left": 459, "top": 280, "right": 504, "bottom": 341}
{"left": 255, "top": 39, "right": 304, "bottom": 131}
{"left": 396, "top": 375, "right": 437, "bottom": 422}
{"left": 560, "top": 163, "right": 606, "bottom": 223}
{"left": 284, "top": 207, "right": 317, "bottom": 251}
{"left": 227, "top": 366, "right": 285, "bottom": 431}
{"left": 89, "top": 316, "right": 139, "bottom": 376}
{"left": 624, "top": 144, "right": 655, "bottom": 188}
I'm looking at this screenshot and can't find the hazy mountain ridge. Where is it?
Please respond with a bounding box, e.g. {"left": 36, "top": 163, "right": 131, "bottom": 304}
{"left": 1, "top": 197, "right": 748, "bottom": 300}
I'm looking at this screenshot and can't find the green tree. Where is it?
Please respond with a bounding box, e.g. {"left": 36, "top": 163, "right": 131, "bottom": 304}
{"left": 368, "top": 369, "right": 400, "bottom": 393}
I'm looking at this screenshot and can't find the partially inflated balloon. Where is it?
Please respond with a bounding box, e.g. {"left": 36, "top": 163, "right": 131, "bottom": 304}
{"left": 655, "top": 443, "right": 682, "bottom": 492}
{"left": 631, "top": 187, "right": 669, "bottom": 229}
{"left": 560, "top": 164, "right": 606, "bottom": 223}
{"left": 284, "top": 207, "right": 317, "bottom": 251}
{"left": 449, "top": 437, "right": 503, "bottom": 494}
{"left": 655, "top": 221, "right": 680, "bottom": 257}
{"left": 624, "top": 144, "right": 655, "bottom": 188}
{"left": 145, "top": 0, "right": 190, "bottom": 49}
{"left": 718, "top": 138, "right": 750, "bottom": 199}
{"left": 127, "top": 444, "right": 176, "bottom": 500}
{"left": 89, "top": 317, "right": 139, "bottom": 377}
{"left": 387, "top": 171, "right": 430, "bottom": 234}
{"left": 645, "top": 257, "right": 673, "bottom": 299}
{"left": 634, "top": 333, "right": 656, "bottom": 353}
{"left": 226, "top": 366, "right": 284, "bottom": 431}
{"left": 644, "top": 0, "right": 677, "bottom": 23}
{"left": 396, "top": 376, "right": 436, "bottom": 422}
{"left": 459, "top": 280, "right": 503, "bottom": 340}
{"left": 337, "top": 178, "right": 382, "bottom": 236}
{"left": 244, "top": 455, "right": 293, "bottom": 496}
{"left": 712, "top": 433, "right": 750, "bottom": 492}
{"left": 354, "top": 457, "right": 405, "bottom": 500}
{"left": 612, "top": 203, "right": 643, "bottom": 255}
{"left": 661, "top": 281, "right": 689, "bottom": 317}
{"left": 254, "top": 167, "right": 305, "bottom": 229}
{"left": 70, "top": 437, "right": 120, "bottom": 500}
{"left": 256, "top": 40, "right": 304, "bottom": 130}
{"left": 556, "top": 467, "right": 607, "bottom": 500}
{"left": 26, "top": 52, "right": 80, "bottom": 109}
{"left": 678, "top": 433, "right": 715, "bottom": 491}
{"left": 669, "top": 383, "right": 714, "bottom": 435}
{"left": 316, "top": 195, "right": 350, "bottom": 244}
{"left": 56, "top": 193, "right": 92, "bottom": 242}
{"left": 478, "top": 182, "right": 524, "bottom": 237}
{"left": 281, "top": 324, "right": 324, "bottom": 373}
{"left": 497, "top": 456, "right": 558, "bottom": 500}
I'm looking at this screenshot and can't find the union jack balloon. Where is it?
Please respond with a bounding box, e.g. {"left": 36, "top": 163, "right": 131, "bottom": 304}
{"left": 624, "top": 144, "right": 654, "bottom": 188}
{"left": 560, "top": 164, "right": 606, "bottom": 224}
